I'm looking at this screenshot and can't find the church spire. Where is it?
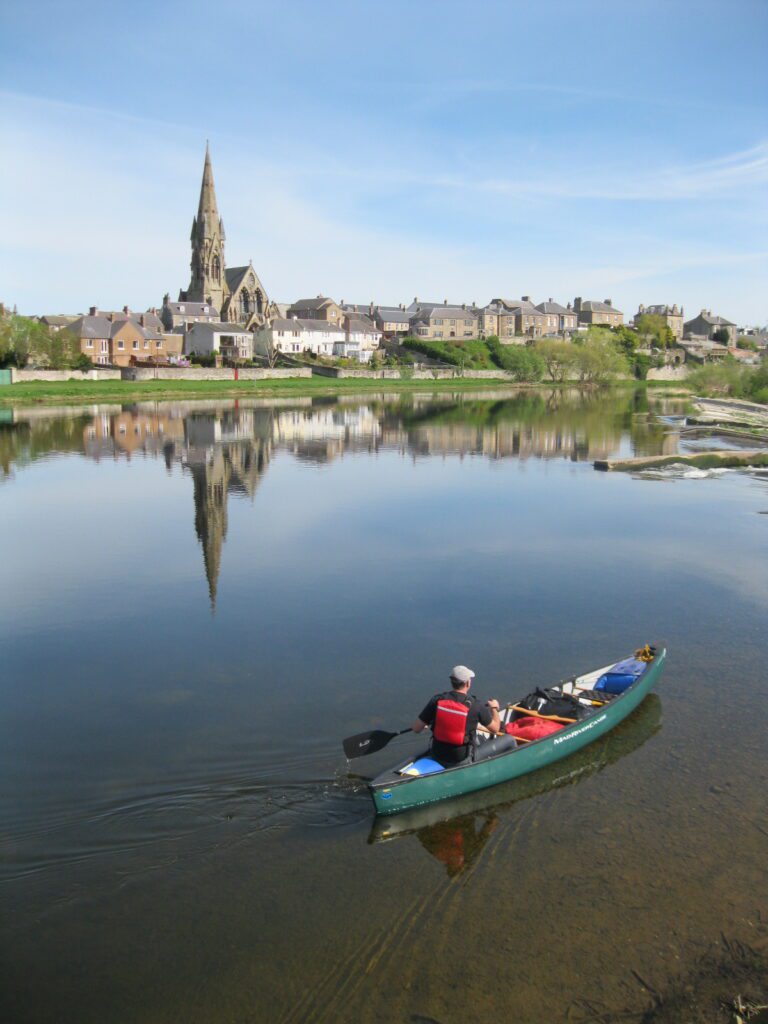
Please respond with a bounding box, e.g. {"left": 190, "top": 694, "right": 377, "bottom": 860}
{"left": 197, "top": 141, "right": 221, "bottom": 235}
{"left": 185, "top": 143, "right": 226, "bottom": 310}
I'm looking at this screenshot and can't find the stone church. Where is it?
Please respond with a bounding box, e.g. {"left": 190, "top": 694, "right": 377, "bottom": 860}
{"left": 178, "top": 145, "right": 274, "bottom": 330}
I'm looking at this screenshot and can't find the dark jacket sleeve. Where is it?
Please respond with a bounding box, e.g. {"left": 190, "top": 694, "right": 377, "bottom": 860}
{"left": 476, "top": 702, "right": 493, "bottom": 728}
{"left": 418, "top": 696, "right": 437, "bottom": 726}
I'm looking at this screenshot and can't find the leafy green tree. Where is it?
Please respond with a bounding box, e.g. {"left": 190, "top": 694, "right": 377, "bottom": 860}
{"left": 612, "top": 324, "right": 640, "bottom": 356}
{"left": 635, "top": 313, "right": 674, "bottom": 349}
{"left": 486, "top": 337, "right": 545, "bottom": 381}
{"left": 712, "top": 327, "right": 731, "bottom": 345}
{"left": 572, "top": 328, "right": 629, "bottom": 383}
{"left": 534, "top": 339, "right": 577, "bottom": 382}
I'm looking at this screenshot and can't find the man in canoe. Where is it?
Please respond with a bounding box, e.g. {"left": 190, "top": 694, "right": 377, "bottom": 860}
{"left": 411, "top": 665, "right": 504, "bottom": 765}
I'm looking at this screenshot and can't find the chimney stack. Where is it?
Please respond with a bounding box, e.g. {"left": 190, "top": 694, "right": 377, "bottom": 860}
{"left": 604, "top": 299, "right": 612, "bottom": 306}
{"left": 123, "top": 305, "right": 130, "bottom": 314}
{"left": 89, "top": 305, "right": 97, "bottom": 316}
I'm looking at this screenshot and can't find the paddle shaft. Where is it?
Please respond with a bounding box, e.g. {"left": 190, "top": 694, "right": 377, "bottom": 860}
{"left": 342, "top": 727, "right": 412, "bottom": 760}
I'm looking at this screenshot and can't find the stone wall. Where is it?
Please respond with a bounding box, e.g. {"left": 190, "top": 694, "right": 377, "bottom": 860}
{"left": 120, "top": 367, "right": 311, "bottom": 381}
{"left": 646, "top": 366, "right": 691, "bottom": 381}
{"left": 310, "top": 366, "right": 513, "bottom": 380}
{"left": 10, "top": 368, "right": 122, "bottom": 382}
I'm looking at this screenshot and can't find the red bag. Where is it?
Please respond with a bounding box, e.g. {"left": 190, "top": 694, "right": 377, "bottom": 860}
{"left": 505, "top": 717, "right": 564, "bottom": 741}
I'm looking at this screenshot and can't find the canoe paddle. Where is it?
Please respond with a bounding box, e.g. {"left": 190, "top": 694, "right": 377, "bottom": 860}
{"left": 342, "top": 727, "right": 412, "bottom": 760}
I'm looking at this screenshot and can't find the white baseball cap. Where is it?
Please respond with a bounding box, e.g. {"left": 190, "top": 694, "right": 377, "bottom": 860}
{"left": 450, "top": 665, "right": 475, "bottom": 684}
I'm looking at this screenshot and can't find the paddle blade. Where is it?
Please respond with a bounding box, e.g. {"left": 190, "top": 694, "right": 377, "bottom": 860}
{"left": 343, "top": 728, "right": 404, "bottom": 760}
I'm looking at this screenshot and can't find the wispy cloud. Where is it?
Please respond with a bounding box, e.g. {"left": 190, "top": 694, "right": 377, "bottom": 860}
{"left": 353, "top": 142, "right": 768, "bottom": 204}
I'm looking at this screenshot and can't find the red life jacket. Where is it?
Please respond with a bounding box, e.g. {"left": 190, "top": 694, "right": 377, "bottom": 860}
{"left": 433, "top": 698, "right": 471, "bottom": 746}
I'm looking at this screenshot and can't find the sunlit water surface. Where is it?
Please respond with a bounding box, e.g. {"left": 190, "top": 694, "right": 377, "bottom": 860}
{"left": 1, "top": 389, "right": 766, "bottom": 1023}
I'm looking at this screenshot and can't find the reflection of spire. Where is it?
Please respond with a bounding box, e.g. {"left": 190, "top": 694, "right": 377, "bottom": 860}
{"left": 185, "top": 421, "right": 273, "bottom": 608}
{"left": 190, "top": 452, "right": 230, "bottom": 609}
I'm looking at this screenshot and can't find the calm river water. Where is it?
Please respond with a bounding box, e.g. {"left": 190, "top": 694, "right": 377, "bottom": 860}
{"left": 1, "top": 388, "right": 767, "bottom": 1023}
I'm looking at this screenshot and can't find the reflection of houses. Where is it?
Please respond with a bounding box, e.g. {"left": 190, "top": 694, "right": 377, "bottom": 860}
{"left": 83, "top": 410, "right": 185, "bottom": 458}
{"left": 272, "top": 406, "right": 381, "bottom": 462}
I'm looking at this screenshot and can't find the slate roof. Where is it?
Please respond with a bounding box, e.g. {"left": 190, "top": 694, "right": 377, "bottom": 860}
{"left": 536, "top": 300, "right": 572, "bottom": 315}
{"left": 225, "top": 266, "right": 253, "bottom": 293}
{"left": 407, "top": 300, "right": 463, "bottom": 312}
{"left": 346, "top": 318, "right": 380, "bottom": 334}
{"left": 68, "top": 315, "right": 165, "bottom": 342}
{"left": 580, "top": 299, "right": 623, "bottom": 314}
{"left": 410, "top": 305, "right": 478, "bottom": 323}
{"left": 376, "top": 307, "right": 411, "bottom": 324}
{"left": 494, "top": 298, "right": 543, "bottom": 315}
{"left": 68, "top": 315, "right": 112, "bottom": 339}
{"left": 288, "top": 296, "right": 336, "bottom": 311}
{"left": 189, "top": 321, "right": 251, "bottom": 335}
{"left": 685, "top": 311, "right": 735, "bottom": 327}
{"left": 166, "top": 301, "right": 219, "bottom": 317}
{"left": 41, "top": 314, "right": 79, "bottom": 327}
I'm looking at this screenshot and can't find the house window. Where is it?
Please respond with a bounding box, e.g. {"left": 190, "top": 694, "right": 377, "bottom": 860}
{"left": 118, "top": 341, "right": 124, "bottom": 350}
{"left": 449, "top": 319, "right": 456, "bottom": 326}
{"left": 133, "top": 341, "right": 139, "bottom": 350}
{"left": 85, "top": 339, "right": 93, "bottom": 348}
{"left": 434, "top": 331, "right": 443, "bottom": 338}
{"left": 435, "top": 319, "right": 443, "bottom": 325}
{"left": 119, "top": 425, "right": 127, "bottom": 435}
{"left": 144, "top": 340, "right": 149, "bottom": 349}
{"left": 179, "top": 305, "right": 185, "bottom": 312}
{"left": 101, "top": 340, "right": 108, "bottom": 353}
{"left": 156, "top": 339, "right": 162, "bottom": 348}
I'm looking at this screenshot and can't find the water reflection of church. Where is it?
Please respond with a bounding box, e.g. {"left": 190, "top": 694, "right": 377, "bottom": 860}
{"left": 71, "top": 393, "right": 681, "bottom": 606}
{"left": 183, "top": 410, "right": 273, "bottom": 606}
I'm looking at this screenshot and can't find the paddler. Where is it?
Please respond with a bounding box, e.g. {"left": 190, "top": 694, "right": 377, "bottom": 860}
{"left": 411, "top": 665, "right": 503, "bottom": 765}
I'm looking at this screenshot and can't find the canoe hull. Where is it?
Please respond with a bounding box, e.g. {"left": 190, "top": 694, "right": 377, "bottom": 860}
{"left": 370, "top": 648, "right": 665, "bottom": 816}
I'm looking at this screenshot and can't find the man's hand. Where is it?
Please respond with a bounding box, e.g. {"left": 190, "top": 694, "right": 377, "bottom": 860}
{"left": 486, "top": 699, "right": 500, "bottom": 711}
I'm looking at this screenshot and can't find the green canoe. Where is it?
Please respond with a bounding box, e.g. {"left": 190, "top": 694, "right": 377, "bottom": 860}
{"left": 369, "top": 646, "right": 666, "bottom": 816}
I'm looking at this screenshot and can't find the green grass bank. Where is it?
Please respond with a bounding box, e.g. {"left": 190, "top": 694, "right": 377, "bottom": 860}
{"left": 0, "top": 376, "right": 695, "bottom": 408}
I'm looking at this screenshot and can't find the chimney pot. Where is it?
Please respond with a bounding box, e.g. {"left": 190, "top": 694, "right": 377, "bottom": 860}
{"left": 89, "top": 305, "right": 97, "bottom": 316}
{"left": 522, "top": 295, "right": 530, "bottom": 302}
{"left": 123, "top": 305, "right": 130, "bottom": 314}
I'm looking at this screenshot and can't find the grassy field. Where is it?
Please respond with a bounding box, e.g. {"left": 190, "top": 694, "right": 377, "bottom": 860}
{"left": 0, "top": 376, "right": 692, "bottom": 407}
{"left": 0, "top": 375, "right": 526, "bottom": 406}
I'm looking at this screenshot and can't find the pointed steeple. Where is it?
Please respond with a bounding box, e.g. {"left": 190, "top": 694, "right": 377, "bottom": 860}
{"left": 185, "top": 143, "right": 226, "bottom": 310}
{"left": 196, "top": 141, "right": 220, "bottom": 236}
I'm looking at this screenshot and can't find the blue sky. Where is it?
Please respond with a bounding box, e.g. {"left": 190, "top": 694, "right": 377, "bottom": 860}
{"left": 1, "top": 0, "right": 766, "bottom": 323}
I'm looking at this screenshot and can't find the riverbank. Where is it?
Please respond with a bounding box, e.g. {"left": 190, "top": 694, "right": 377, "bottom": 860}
{"left": 0, "top": 376, "right": 689, "bottom": 407}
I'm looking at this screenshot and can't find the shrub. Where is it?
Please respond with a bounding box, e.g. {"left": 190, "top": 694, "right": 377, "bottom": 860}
{"left": 486, "top": 337, "right": 545, "bottom": 381}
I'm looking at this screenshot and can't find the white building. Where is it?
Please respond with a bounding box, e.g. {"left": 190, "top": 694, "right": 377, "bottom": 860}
{"left": 344, "top": 318, "right": 382, "bottom": 362}
{"left": 255, "top": 316, "right": 381, "bottom": 362}
{"left": 185, "top": 321, "right": 253, "bottom": 361}
{"left": 255, "top": 317, "right": 343, "bottom": 358}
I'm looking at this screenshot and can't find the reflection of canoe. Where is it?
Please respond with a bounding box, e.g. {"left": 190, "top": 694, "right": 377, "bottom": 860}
{"left": 369, "top": 647, "right": 666, "bottom": 816}
{"left": 369, "top": 692, "right": 662, "bottom": 843}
